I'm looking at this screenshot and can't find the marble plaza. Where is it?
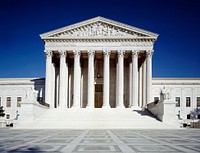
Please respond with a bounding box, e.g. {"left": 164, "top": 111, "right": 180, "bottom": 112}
{"left": 0, "top": 129, "right": 200, "bottom": 152}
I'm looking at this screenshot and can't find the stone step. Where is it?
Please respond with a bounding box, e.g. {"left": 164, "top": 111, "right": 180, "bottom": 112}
{"left": 16, "top": 108, "right": 179, "bottom": 129}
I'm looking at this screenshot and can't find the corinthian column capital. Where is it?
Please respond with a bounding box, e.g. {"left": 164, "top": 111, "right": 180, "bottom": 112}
{"left": 73, "top": 50, "right": 81, "bottom": 57}
{"left": 117, "top": 50, "right": 125, "bottom": 57}
{"left": 87, "top": 50, "right": 95, "bottom": 57}
{"left": 131, "top": 50, "right": 139, "bottom": 58}
{"left": 58, "top": 50, "right": 66, "bottom": 57}
{"left": 45, "top": 50, "right": 52, "bottom": 58}
{"left": 146, "top": 50, "right": 154, "bottom": 57}
{"left": 103, "top": 50, "right": 111, "bottom": 57}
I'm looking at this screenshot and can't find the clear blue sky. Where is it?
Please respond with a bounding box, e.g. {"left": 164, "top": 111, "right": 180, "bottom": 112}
{"left": 0, "top": 0, "right": 200, "bottom": 78}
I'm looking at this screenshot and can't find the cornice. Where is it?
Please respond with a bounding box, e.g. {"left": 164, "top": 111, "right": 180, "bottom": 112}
{"left": 43, "top": 38, "right": 156, "bottom": 43}
{"left": 152, "top": 82, "right": 200, "bottom": 85}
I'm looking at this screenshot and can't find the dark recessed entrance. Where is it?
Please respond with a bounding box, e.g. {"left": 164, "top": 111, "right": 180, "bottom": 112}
{"left": 95, "top": 84, "right": 103, "bottom": 108}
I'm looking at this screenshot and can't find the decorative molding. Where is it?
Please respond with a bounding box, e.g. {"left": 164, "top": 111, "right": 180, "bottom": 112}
{"left": 44, "top": 40, "right": 155, "bottom": 48}
{"left": 121, "top": 42, "right": 153, "bottom": 46}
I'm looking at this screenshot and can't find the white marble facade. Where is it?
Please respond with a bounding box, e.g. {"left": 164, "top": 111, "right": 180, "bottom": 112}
{"left": 0, "top": 17, "right": 200, "bottom": 122}
{"left": 40, "top": 17, "right": 157, "bottom": 109}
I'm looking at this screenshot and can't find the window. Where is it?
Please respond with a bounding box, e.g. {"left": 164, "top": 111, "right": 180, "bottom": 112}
{"left": 197, "top": 97, "right": 200, "bottom": 107}
{"left": 6, "top": 114, "right": 10, "bottom": 119}
{"left": 186, "top": 97, "right": 191, "bottom": 107}
{"left": 187, "top": 114, "right": 190, "bottom": 119}
{"left": 6, "top": 97, "right": 11, "bottom": 107}
{"left": 175, "top": 97, "right": 180, "bottom": 107}
{"left": 17, "top": 97, "right": 22, "bottom": 107}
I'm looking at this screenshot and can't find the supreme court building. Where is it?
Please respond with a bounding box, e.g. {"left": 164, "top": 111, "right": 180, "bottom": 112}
{"left": 41, "top": 16, "right": 157, "bottom": 109}
{"left": 1, "top": 17, "right": 200, "bottom": 128}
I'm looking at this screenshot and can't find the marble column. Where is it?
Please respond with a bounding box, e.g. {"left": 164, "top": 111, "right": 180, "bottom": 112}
{"left": 129, "top": 59, "right": 132, "bottom": 108}
{"left": 87, "top": 50, "right": 95, "bottom": 108}
{"left": 73, "top": 50, "right": 81, "bottom": 108}
{"left": 102, "top": 50, "right": 110, "bottom": 108}
{"left": 45, "top": 50, "right": 52, "bottom": 107}
{"left": 51, "top": 63, "right": 55, "bottom": 108}
{"left": 65, "top": 55, "right": 69, "bottom": 108}
{"left": 116, "top": 50, "right": 124, "bottom": 108}
{"left": 139, "top": 66, "right": 143, "bottom": 107}
{"left": 59, "top": 51, "right": 67, "bottom": 108}
{"left": 131, "top": 51, "right": 138, "bottom": 107}
{"left": 142, "top": 61, "right": 146, "bottom": 107}
{"left": 146, "top": 50, "right": 153, "bottom": 104}
{"left": 116, "top": 58, "right": 119, "bottom": 106}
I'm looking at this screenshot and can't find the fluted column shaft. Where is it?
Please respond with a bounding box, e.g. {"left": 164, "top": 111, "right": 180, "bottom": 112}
{"left": 146, "top": 50, "right": 153, "bottom": 104}
{"left": 73, "top": 50, "right": 81, "bottom": 108}
{"left": 129, "top": 60, "right": 132, "bottom": 107}
{"left": 51, "top": 63, "right": 55, "bottom": 108}
{"left": 45, "top": 50, "right": 52, "bottom": 107}
{"left": 59, "top": 51, "right": 67, "bottom": 108}
{"left": 142, "top": 61, "right": 146, "bottom": 107}
{"left": 102, "top": 50, "right": 110, "bottom": 107}
{"left": 132, "top": 51, "right": 138, "bottom": 107}
{"left": 139, "top": 66, "right": 143, "bottom": 107}
{"left": 116, "top": 50, "right": 124, "bottom": 108}
{"left": 87, "top": 50, "right": 95, "bottom": 107}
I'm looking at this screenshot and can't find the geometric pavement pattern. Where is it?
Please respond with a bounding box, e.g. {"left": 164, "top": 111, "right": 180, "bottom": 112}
{"left": 0, "top": 129, "right": 200, "bottom": 153}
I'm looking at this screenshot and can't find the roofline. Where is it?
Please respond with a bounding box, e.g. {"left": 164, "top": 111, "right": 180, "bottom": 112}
{"left": 0, "top": 78, "right": 45, "bottom": 80}
{"left": 153, "top": 78, "right": 200, "bottom": 80}
{"left": 40, "top": 16, "right": 159, "bottom": 39}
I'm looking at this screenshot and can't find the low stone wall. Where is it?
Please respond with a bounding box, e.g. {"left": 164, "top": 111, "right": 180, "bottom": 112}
{"left": 18, "top": 101, "right": 49, "bottom": 124}
{"left": 147, "top": 100, "right": 178, "bottom": 126}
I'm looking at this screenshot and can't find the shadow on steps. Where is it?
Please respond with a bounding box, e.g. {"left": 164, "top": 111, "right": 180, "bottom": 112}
{"left": 133, "top": 108, "right": 161, "bottom": 121}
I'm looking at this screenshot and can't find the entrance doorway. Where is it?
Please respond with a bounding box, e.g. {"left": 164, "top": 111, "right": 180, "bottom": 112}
{"left": 95, "top": 84, "right": 103, "bottom": 108}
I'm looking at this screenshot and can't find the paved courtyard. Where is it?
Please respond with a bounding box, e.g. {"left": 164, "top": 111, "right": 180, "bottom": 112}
{"left": 0, "top": 129, "right": 200, "bottom": 153}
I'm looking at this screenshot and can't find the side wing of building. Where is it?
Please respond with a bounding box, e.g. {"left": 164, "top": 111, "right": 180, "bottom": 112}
{"left": 152, "top": 78, "right": 200, "bottom": 120}
{"left": 0, "top": 78, "right": 45, "bottom": 121}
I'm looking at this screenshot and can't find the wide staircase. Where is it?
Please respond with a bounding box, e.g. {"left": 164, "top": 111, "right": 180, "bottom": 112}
{"left": 16, "top": 108, "right": 179, "bottom": 129}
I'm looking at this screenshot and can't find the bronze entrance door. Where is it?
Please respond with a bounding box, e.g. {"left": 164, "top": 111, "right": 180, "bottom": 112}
{"left": 95, "top": 84, "right": 103, "bottom": 108}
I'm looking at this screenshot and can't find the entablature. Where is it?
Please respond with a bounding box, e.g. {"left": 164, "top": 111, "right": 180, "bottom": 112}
{"left": 44, "top": 41, "right": 154, "bottom": 51}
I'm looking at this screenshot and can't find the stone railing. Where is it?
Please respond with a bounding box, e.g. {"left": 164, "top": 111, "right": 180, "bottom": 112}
{"left": 147, "top": 99, "right": 178, "bottom": 126}
{"left": 17, "top": 100, "right": 49, "bottom": 124}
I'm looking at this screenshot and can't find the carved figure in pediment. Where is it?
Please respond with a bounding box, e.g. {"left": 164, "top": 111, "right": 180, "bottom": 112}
{"left": 55, "top": 22, "right": 140, "bottom": 37}
{"left": 111, "top": 28, "right": 117, "bottom": 36}
{"left": 92, "top": 24, "right": 97, "bottom": 36}
{"left": 88, "top": 25, "right": 92, "bottom": 36}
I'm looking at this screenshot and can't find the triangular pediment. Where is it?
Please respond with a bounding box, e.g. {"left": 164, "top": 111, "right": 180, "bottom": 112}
{"left": 40, "top": 16, "right": 158, "bottom": 39}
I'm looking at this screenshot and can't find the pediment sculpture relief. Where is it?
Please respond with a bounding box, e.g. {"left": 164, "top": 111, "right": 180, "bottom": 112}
{"left": 52, "top": 22, "right": 143, "bottom": 37}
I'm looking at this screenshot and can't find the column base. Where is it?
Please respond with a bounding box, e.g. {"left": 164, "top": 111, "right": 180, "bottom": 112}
{"left": 115, "top": 106, "right": 125, "bottom": 109}
{"left": 71, "top": 105, "right": 81, "bottom": 108}
{"left": 102, "top": 105, "right": 110, "bottom": 109}
{"left": 85, "top": 106, "right": 95, "bottom": 109}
